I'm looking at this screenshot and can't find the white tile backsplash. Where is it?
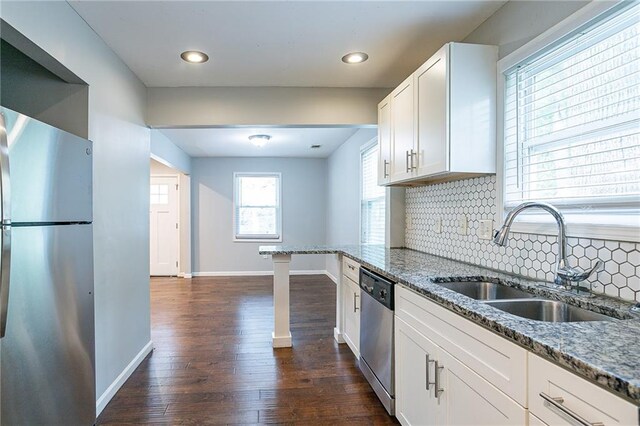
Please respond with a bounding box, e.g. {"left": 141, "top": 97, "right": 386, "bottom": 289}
{"left": 405, "top": 175, "right": 640, "bottom": 302}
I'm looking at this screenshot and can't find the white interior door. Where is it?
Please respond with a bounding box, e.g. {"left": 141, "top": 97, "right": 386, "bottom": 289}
{"left": 150, "top": 176, "right": 179, "bottom": 276}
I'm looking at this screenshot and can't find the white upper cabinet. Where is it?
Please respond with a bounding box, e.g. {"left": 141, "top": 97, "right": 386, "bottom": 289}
{"left": 377, "top": 95, "right": 392, "bottom": 185}
{"left": 414, "top": 45, "right": 448, "bottom": 177}
{"left": 389, "top": 75, "right": 415, "bottom": 183}
{"left": 379, "top": 42, "right": 498, "bottom": 186}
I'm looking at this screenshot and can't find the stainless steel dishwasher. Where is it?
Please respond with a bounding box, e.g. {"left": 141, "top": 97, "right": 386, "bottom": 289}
{"left": 359, "top": 267, "right": 395, "bottom": 415}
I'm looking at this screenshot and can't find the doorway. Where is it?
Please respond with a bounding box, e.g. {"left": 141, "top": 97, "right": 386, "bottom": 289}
{"left": 150, "top": 175, "right": 179, "bottom": 276}
{"left": 150, "top": 158, "right": 191, "bottom": 278}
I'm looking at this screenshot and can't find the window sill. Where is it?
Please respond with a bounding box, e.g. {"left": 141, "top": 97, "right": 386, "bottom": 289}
{"left": 233, "top": 237, "right": 283, "bottom": 243}
{"left": 504, "top": 221, "right": 639, "bottom": 243}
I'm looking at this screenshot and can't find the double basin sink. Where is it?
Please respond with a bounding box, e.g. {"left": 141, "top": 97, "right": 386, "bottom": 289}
{"left": 437, "top": 281, "right": 615, "bottom": 322}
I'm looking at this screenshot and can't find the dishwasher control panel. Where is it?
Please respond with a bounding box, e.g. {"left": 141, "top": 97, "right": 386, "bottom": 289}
{"left": 359, "top": 268, "right": 394, "bottom": 310}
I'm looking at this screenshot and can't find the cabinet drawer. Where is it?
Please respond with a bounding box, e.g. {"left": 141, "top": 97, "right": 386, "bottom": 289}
{"left": 342, "top": 256, "right": 360, "bottom": 283}
{"left": 396, "top": 285, "right": 527, "bottom": 406}
{"left": 529, "top": 354, "right": 638, "bottom": 426}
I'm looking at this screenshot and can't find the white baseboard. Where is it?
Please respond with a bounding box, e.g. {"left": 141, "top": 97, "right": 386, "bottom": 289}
{"left": 193, "top": 270, "right": 328, "bottom": 277}
{"left": 96, "top": 340, "right": 153, "bottom": 416}
{"left": 178, "top": 273, "right": 193, "bottom": 279}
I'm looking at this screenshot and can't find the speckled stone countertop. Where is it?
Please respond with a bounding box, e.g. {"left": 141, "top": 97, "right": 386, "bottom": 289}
{"left": 259, "top": 244, "right": 640, "bottom": 404}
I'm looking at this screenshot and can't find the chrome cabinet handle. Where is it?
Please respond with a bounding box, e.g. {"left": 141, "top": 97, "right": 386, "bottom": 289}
{"left": 353, "top": 293, "right": 359, "bottom": 312}
{"left": 426, "top": 354, "right": 435, "bottom": 390}
{"left": 0, "top": 227, "right": 10, "bottom": 338}
{"left": 540, "top": 393, "right": 603, "bottom": 426}
{"left": 411, "top": 150, "right": 418, "bottom": 170}
{"left": 383, "top": 160, "right": 389, "bottom": 178}
{"left": 434, "top": 360, "right": 444, "bottom": 398}
{"left": 405, "top": 150, "right": 411, "bottom": 173}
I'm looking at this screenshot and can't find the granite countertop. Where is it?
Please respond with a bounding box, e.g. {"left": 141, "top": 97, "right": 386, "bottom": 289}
{"left": 259, "top": 244, "right": 640, "bottom": 404}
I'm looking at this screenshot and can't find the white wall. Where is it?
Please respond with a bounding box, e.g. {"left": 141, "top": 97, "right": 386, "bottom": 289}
{"left": 191, "top": 157, "right": 327, "bottom": 274}
{"left": 1, "top": 0, "right": 152, "bottom": 414}
{"left": 147, "top": 87, "right": 389, "bottom": 127}
{"left": 325, "top": 129, "right": 377, "bottom": 278}
{"left": 463, "top": 0, "right": 589, "bottom": 58}
{"left": 150, "top": 129, "right": 192, "bottom": 174}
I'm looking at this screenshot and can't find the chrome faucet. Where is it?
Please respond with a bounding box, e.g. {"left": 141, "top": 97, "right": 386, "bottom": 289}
{"left": 493, "top": 202, "right": 603, "bottom": 294}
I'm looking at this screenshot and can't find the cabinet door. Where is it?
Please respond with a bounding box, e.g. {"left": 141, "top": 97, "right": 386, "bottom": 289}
{"left": 415, "top": 44, "right": 448, "bottom": 177}
{"left": 390, "top": 75, "right": 415, "bottom": 182}
{"left": 395, "top": 317, "right": 443, "bottom": 426}
{"left": 378, "top": 96, "right": 392, "bottom": 185}
{"left": 342, "top": 276, "right": 360, "bottom": 357}
{"left": 439, "top": 349, "right": 526, "bottom": 426}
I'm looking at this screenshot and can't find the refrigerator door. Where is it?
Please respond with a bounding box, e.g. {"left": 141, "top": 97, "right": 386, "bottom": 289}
{"left": 1, "top": 224, "right": 95, "bottom": 425}
{"left": 1, "top": 107, "right": 92, "bottom": 224}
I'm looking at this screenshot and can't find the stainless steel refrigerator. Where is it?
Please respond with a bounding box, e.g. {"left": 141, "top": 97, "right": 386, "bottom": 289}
{"left": 0, "top": 107, "right": 95, "bottom": 424}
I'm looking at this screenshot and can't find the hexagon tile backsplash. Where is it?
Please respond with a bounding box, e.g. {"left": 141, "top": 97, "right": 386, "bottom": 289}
{"left": 405, "top": 175, "right": 640, "bottom": 302}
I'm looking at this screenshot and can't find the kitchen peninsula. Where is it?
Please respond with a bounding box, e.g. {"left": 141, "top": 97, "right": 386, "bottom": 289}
{"left": 259, "top": 244, "right": 640, "bottom": 408}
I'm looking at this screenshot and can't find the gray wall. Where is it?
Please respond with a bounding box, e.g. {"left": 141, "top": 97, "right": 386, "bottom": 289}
{"left": 463, "top": 0, "right": 590, "bottom": 57}
{"left": 191, "top": 157, "right": 327, "bottom": 273}
{"left": 325, "top": 128, "right": 377, "bottom": 278}
{"left": 150, "top": 130, "right": 192, "bottom": 175}
{"left": 1, "top": 0, "right": 152, "bottom": 411}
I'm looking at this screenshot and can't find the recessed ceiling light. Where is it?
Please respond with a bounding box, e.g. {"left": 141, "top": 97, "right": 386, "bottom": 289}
{"left": 180, "top": 50, "right": 209, "bottom": 64}
{"left": 310, "top": 145, "right": 321, "bottom": 149}
{"left": 342, "top": 52, "right": 369, "bottom": 64}
{"left": 249, "top": 134, "right": 271, "bottom": 147}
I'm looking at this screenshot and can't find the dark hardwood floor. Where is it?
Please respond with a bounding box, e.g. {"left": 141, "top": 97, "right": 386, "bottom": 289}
{"left": 97, "top": 275, "right": 399, "bottom": 425}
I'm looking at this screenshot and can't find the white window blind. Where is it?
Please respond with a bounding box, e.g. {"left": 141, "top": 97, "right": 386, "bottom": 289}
{"left": 361, "top": 143, "right": 386, "bottom": 245}
{"left": 503, "top": 3, "right": 639, "bottom": 219}
{"left": 234, "top": 173, "right": 281, "bottom": 240}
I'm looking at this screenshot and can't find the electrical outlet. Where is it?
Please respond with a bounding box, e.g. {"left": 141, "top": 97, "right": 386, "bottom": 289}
{"left": 478, "top": 219, "right": 493, "bottom": 240}
{"left": 433, "top": 217, "right": 442, "bottom": 234}
{"left": 458, "top": 215, "right": 468, "bottom": 235}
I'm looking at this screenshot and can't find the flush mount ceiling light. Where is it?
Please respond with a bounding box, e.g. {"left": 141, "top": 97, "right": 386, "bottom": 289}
{"left": 180, "top": 50, "right": 209, "bottom": 63}
{"left": 248, "top": 134, "right": 271, "bottom": 147}
{"left": 341, "top": 52, "right": 369, "bottom": 64}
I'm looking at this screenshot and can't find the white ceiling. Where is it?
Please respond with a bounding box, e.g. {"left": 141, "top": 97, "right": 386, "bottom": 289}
{"left": 68, "top": 1, "right": 505, "bottom": 88}
{"left": 160, "top": 127, "right": 363, "bottom": 158}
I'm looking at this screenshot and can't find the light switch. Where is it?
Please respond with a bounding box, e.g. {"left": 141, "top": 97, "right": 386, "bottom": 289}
{"left": 433, "top": 217, "right": 442, "bottom": 234}
{"left": 478, "top": 220, "right": 493, "bottom": 240}
{"left": 458, "top": 215, "right": 468, "bottom": 235}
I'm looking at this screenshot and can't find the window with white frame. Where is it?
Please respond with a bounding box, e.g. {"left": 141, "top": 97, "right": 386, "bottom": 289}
{"left": 501, "top": 2, "right": 639, "bottom": 234}
{"left": 361, "top": 142, "right": 386, "bottom": 245}
{"left": 233, "top": 173, "right": 281, "bottom": 241}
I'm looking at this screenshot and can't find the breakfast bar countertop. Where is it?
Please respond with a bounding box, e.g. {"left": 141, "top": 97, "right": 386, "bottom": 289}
{"left": 259, "top": 244, "right": 640, "bottom": 403}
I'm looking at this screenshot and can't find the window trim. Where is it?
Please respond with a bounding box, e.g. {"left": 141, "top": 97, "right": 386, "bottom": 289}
{"left": 496, "top": 0, "right": 639, "bottom": 243}
{"left": 232, "top": 172, "right": 283, "bottom": 243}
{"left": 360, "top": 137, "right": 386, "bottom": 245}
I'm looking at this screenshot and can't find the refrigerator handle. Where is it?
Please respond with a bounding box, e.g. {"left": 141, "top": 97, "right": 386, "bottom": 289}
{"left": 0, "top": 227, "right": 10, "bottom": 338}
{"left": 0, "top": 112, "right": 11, "bottom": 225}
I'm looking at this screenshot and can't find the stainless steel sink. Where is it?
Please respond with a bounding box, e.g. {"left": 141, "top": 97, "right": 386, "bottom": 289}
{"left": 484, "top": 299, "right": 616, "bottom": 322}
{"left": 437, "top": 281, "right": 534, "bottom": 300}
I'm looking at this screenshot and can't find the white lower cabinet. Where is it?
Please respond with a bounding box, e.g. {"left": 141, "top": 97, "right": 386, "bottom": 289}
{"left": 341, "top": 274, "right": 360, "bottom": 357}
{"left": 528, "top": 353, "right": 638, "bottom": 426}
{"left": 396, "top": 317, "right": 443, "bottom": 426}
{"left": 396, "top": 316, "right": 525, "bottom": 426}
{"left": 395, "top": 285, "right": 639, "bottom": 426}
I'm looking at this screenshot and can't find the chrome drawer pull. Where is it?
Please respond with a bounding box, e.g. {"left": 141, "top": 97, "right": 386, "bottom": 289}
{"left": 406, "top": 150, "right": 411, "bottom": 173}
{"left": 353, "top": 293, "right": 359, "bottom": 312}
{"left": 434, "top": 360, "right": 444, "bottom": 398}
{"left": 540, "top": 393, "right": 604, "bottom": 426}
{"left": 425, "top": 354, "right": 435, "bottom": 390}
